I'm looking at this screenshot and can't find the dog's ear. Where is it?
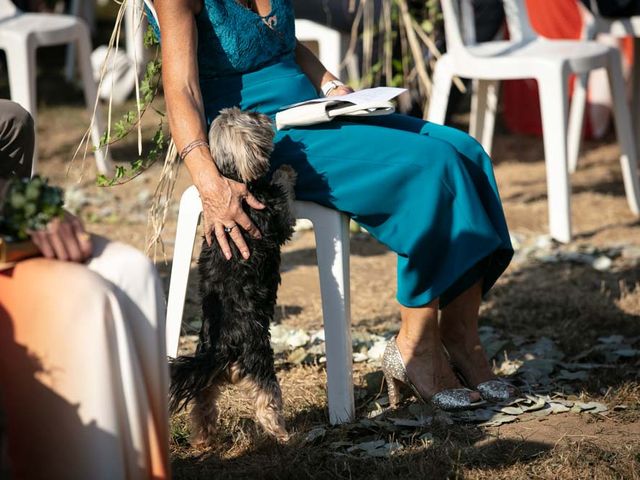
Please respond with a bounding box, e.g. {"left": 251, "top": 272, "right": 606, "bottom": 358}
{"left": 209, "top": 108, "right": 275, "bottom": 183}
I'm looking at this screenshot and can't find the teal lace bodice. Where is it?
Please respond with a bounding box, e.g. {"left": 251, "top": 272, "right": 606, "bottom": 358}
{"left": 148, "top": 0, "right": 296, "bottom": 79}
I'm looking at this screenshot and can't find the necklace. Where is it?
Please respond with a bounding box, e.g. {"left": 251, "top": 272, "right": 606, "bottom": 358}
{"left": 234, "top": 0, "right": 281, "bottom": 36}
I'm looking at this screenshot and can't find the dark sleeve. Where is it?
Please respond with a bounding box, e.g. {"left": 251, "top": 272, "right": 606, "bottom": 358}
{"left": 0, "top": 100, "right": 35, "bottom": 179}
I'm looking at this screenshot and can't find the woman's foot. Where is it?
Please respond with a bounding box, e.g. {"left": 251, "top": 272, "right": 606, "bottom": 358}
{"left": 440, "top": 327, "right": 495, "bottom": 386}
{"left": 389, "top": 333, "right": 482, "bottom": 409}
{"left": 439, "top": 281, "right": 517, "bottom": 402}
{"left": 440, "top": 327, "right": 516, "bottom": 402}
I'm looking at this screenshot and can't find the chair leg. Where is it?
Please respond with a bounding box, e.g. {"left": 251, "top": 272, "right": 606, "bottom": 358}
{"left": 470, "top": 79, "right": 499, "bottom": 156}
{"left": 538, "top": 67, "right": 572, "bottom": 243}
{"left": 632, "top": 38, "right": 640, "bottom": 156}
{"left": 469, "top": 79, "right": 485, "bottom": 140}
{"left": 166, "top": 187, "right": 203, "bottom": 358}
{"left": 75, "top": 22, "right": 113, "bottom": 176}
{"left": 607, "top": 49, "right": 640, "bottom": 215}
{"left": 6, "top": 39, "right": 38, "bottom": 175}
{"left": 125, "top": 0, "right": 147, "bottom": 65}
{"left": 568, "top": 73, "right": 588, "bottom": 174}
{"left": 309, "top": 208, "right": 354, "bottom": 425}
{"left": 427, "top": 59, "right": 454, "bottom": 125}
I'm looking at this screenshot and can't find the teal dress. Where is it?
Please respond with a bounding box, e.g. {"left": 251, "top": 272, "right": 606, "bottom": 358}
{"left": 150, "top": 0, "right": 513, "bottom": 308}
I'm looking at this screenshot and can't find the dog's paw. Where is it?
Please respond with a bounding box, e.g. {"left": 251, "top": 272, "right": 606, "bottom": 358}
{"left": 274, "top": 429, "right": 291, "bottom": 444}
{"left": 189, "top": 429, "right": 215, "bottom": 449}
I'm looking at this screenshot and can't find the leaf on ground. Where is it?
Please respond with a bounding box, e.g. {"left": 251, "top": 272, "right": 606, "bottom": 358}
{"left": 519, "top": 359, "right": 558, "bottom": 381}
{"left": 548, "top": 402, "right": 571, "bottom": 414}
{"left": 612, "top": 349, "right": 640, "bottom": 358}
{"left": 559, "top": 362, "right": 610, "bottom": 370}
{"left": 468, "top": 409, "right": 498, "bottom": 423}
{"left": 329, "top": 441, "right": 352, "bottom": 450}
{"left": 419, "top": 432, "right": 434, "bottom": 442}
{"left": 287, "top": 347, "right": 312, "bottom": 365}
{"left": 531, "top": 407, "right": 552, "bottom": 418}
{"left": 347, "top": 439, "right": 386, "bottom": 452}
{"left": 571, "top": 401, "right": 608, "bottom": 414}
{"left": 527, "top": 337, "right": 564, "bottom": 360}
{"left": 353, "top": 352, "right": 368, "bottom": 363}
{"left": 367, "top": 340, "right": 388, "bottom": 362}
{"left": 304, "top": 427, "right": 326, "bottom": 443}
{"left": 483, "top": 340, "right": 510, "bottom": 360}
{"left": 556, "top": 369, "right": 589, "bottom": 381}
{"left": 500, "top": 406, "right": 524, "bottom": 415}
{"left": 348, "top": 439, "right": 403, "bottom": 457}
{"left": 521, "top": 396, "right": 547, "bottom": 412}
{"left": 598, "top": 335, "right": 625, "bottom": 344}
{"left": 388, "top": 417, "right": 431, "bottom": 427}
{"left": 358, "top": 419, "right": 379, "bottom": 428}
{"left": 480, "top": 413, "right": 519, "bottom": 427}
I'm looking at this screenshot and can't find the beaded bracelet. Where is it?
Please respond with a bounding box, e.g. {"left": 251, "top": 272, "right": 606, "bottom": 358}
{"left": 179, "top": 139, "right": 210, "bottom": 161}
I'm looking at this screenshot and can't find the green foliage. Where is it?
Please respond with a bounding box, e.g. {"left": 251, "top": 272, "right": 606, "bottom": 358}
{"left": 97, "top": 118, "right": 167, "bottom": 187}
{"left": 0, "top": 176, "right": 65, "bottom": 241}
{"left": 97, "top": 24, "right": 165, "bottom": 187}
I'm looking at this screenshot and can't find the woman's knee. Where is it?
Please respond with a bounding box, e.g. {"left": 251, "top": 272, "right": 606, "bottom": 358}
{"left": 0, "top": 100, "right": 35, "bottom": 177}
{"left": 88, "top": 238, "right": 162, "bottom": 298}
{"left": 423, "top": 123, "right": 489, "bottom": 165}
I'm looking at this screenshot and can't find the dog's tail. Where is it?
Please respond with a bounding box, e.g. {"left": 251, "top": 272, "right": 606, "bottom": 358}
{"left": 169, "top": 351, "right": 227, "bottom": 413}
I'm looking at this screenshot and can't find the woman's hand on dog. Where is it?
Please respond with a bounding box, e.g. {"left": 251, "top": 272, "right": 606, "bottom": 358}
{"left": 201, "top": 175, "right": 265, "bottom": 260}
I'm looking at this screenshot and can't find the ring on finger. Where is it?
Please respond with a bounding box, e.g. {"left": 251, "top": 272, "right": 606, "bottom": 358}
{"left": 223, "top": 224, "right": 237, "bottom": 233}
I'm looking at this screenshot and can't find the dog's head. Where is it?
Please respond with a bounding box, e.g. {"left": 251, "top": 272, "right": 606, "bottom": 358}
{"left": 208, "top": 108, "right": 275, "bottom": 184}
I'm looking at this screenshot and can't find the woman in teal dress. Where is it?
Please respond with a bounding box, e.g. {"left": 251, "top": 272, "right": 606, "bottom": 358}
{"left": 153, "top": 0, "right": 514, "bottom": 410}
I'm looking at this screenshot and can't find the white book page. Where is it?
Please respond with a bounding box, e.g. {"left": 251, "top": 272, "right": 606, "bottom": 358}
{"left": 282, "top": 87, "right": 407, "bottom": 109}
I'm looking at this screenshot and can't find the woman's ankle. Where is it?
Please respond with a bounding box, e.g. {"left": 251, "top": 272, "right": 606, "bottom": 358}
{"left": 396, "top": 330, "right": 440, "bottom": 358}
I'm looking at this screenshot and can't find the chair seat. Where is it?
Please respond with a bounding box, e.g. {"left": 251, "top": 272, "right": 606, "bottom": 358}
{"left": 0, "top": 13, "right": 83, "bottom": 46}
{"left": 449, "top": 38, "right": 611, "bottom": 78}
{"left": 597, "top": 16, "right": 640, "bottom": 37}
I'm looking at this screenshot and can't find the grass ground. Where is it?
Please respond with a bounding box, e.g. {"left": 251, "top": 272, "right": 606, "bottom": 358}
{"left": 16, "top": 40, "right": 640, "bottom": 479}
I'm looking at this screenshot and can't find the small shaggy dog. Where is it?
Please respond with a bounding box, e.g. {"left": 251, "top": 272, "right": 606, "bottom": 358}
{"left": 170, "top": 108, "right": 297, "bottom": 443}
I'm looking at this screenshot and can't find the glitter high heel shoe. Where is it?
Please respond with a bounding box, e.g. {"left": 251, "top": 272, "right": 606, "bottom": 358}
{"left": 443, "top": 348, "right": 519, "bottom": 403}
{"left": 381, "top": 337, "right": 484, "bottom": 411}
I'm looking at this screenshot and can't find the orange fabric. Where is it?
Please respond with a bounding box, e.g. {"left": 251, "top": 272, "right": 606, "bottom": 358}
{"left": 0, "top": 257, "right": 169, "bottom": 479}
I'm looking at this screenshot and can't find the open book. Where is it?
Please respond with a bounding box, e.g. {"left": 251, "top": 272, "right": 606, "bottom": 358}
{"left": 275, "top": 87, "right": 407, "bottom": 130}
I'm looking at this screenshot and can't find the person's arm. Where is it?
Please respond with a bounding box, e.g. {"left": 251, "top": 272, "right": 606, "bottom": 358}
{"left": 294, "top": 41, "right": 354, "bottom": 96}
{"left": 155, "top": 0, "right": 264, "bottom": 260}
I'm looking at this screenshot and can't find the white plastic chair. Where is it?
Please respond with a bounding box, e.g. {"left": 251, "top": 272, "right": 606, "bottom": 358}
{"left": 428, "top": 0, "right": 640, "bottom": 243}
{"left": 67, "top": 0, "right": 146, "bottom": 104}
{"left": 569, "top": 1, "right": 640, "bottom": 172}
{"left": 295, "top": 18, "right": 359, "bottom": 83}
{"left": 0, "top": 0, "right": 111, "bottom": 175}
{"left": 165, "top": 186, "right": 354, "bottom": 425}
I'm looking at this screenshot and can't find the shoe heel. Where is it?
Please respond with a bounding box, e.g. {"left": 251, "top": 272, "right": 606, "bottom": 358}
{"left": 384, "top": 371, "right": 402, "bottom": 407}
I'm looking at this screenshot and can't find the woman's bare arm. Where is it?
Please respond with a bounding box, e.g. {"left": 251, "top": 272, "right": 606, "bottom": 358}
{"left": 294, "top": 41, "right": 353, "bottom": 96}
{"left": 155, "top": 0, "right": 264, "bottom": 260}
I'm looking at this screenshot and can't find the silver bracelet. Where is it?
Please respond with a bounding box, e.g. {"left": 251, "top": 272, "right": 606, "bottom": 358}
{"left": 179, "top": 139, "right": 209, "bottom": 161}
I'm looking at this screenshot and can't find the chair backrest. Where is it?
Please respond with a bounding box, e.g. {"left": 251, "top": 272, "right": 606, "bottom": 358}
{"left": 0, "top": 0, "right": 18, "bottom": 19}
{"left": 439, "top": 0, "right": 536, "bottom": 51}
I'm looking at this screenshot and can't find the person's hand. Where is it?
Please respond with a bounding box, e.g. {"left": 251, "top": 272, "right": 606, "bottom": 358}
{"left": 326, "top": 85, "right": 354, "bottom": 96}
{"left": 29, "top": 211, "right": 93, "bottom": 262}
{"left": 200, "top": 176, "right": 265, "bottom": 260}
